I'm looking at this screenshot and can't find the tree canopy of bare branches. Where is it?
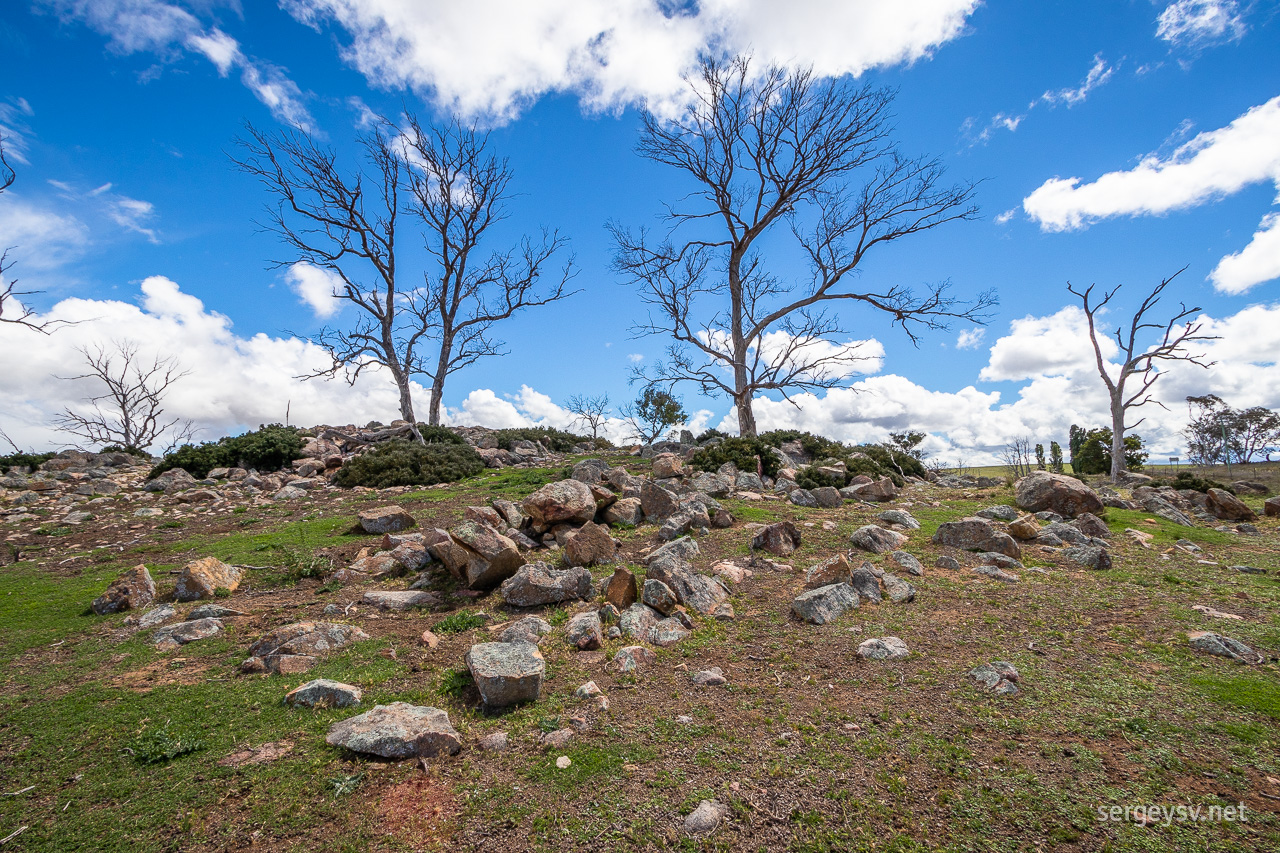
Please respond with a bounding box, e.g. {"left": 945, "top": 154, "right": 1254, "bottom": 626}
{"left": 233, "top": 115, "right": 575, "bottom": 435}
{"left": 611, "top": 56, "right": 993, "bottom": 437}
{"left": 565, "top": 393, "right": 611, "bottom": 447}
{"left": 1070, "top": 268, "right": 1217, "bottom": 480}
{"left": 55, "top": 341, "right": 195, "bottom": 453}
{"left": 0, "top": 131, "right": 56, "bottom": 333}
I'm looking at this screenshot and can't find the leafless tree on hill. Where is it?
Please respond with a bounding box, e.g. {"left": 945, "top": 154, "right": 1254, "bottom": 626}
{"left": 612, "top": 56, "right": 995, "bottom": 437}
{"left": 1070, "top": 268, "right": 1217, "bottom": 481}
{"left": 565, "top": 392, "right": 611, "bottom": 447}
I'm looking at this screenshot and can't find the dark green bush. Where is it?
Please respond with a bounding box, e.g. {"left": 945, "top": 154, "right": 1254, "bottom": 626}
{"left": 124, "top": 723, "right": 204, "bottom": 764}
{"left": 796, "top": 467, "right": 845, "bottom": 490}
{"left": 1169, "top": 472, "right": 1234, "bottom": 495}
{"left": 855, "top": 444, "right": 928, "bottom": 483}
{"left": 99, "top": 444, "right": 151, "bottom": 458}
{"left": 415, "top": 424, "right": 467, "bottom": 445}
{"left": 150, "top": 424, "right": 305, "bottom": 479}
{"left": 758, "top": 429, "right": 847, "bottom": 461}
{"left": 334, "top": 440, "right": 485, "bottom": 488}
{"left": 695, "top": 429, "right": 728, "bottom": 444}
{"left": 688, "top": 436, "right": 782, "bottom": 478}
{"left": 490, "top": 426, "right": 589, "bottom": 453}
{"left": 0, "top": 451, "right": 56, "bottom": 474}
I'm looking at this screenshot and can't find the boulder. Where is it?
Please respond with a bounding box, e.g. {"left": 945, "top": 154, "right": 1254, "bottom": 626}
{"left": 787, "top": 488, "right": 817, "bottom": 508}
{"left": 1264, "top": 496, "right": 1279, "bottom": 517}
{"left": 362, "top": 590, "right": 438, "bottom": 611}
{"left": 174, "top": 557, "right": 243, "bottom": 602}
{"left": 1007, "top": 515, "right": 1040, "bottom": 540}
{"left": 522, "top": 479, "right": 597, "bottom": 527}
{"left": 603, "top": 497, "right": 644, "bottom": 526}
{"left": 1072, "top": 512, "right": 1111, "bottom": 539}
{"left": 651, "top": 452, "right": 684, "bottom": 479}
{"left": 285, "top": 679, "right": 362, "bottom": 709}
{"left": 92, "top": 564, "right": 156, "bottom": 615}
{"left": 144, "top": 468, "right": 197, "bottom": 493}
{"left": 804, "top": 554, "right": 852, "bottom": 589}
{"left": 1187, "top": 631, "right": 1257, "bottom": 662}
{"left": 932, "top": 518, "right": 1020, "bottom": 559}
{"left": 497, "top": 616, "right": 554, "bottom": 645}
{"left": 645, "top": 559, "right": 734, "bottom": 619}
{"left": 1014, "top": 472, "right": 1103, "bottom": 518}
{"left": 1143, "top": 496, "right": 1196, "bottom": 527}
{"left": 890, "top": 551, "right": 924, "bottom": 577}
{"left": 857, "top": 636, "right": 909, "bottom": 661}
{"left": 357, "top": 506, "right": 416, "bottom": 535}
{"left": 645, "top": 535, "right": 700, "bottom": 566}
{"left": 878, "top": 509, "right": 920, "bottom": 530}
{"left": 500, "top": 562, "right": 593, "bottom": 607}
{"left": 565, "top": 612, "right": 604, "bottom": 650}
{"left": 849, "top": 477, "right": 897, "bottom": 502}
{"left": 1063, "top": 545, "right": 1112, "bottom": 571}
{"left": 153, "top": 617, "right": 223, "bottom": 647}
{"left": 325, "top": 703, "right": 461, "bottom": 758}
{"left": 564, "top": 521, "right": 616, "bottom": 567}
{"left": 751, "top": 521, "right": 801, "bottom": 556}
{"left": 791, "top": 583, "right": 859, "bottom": 625}
{"left": 247, "top": 622, "right": 369, "bottom": 659}
{"left": 639, "top": 480, "right": 680, "bottom": 521}
{"left": 571, "top": 459, "right": 608, "bottom": 484}
{"left": 689, "top": 472, "right": 733, "bottom": 497}
{"left": 1205, "top": 488, "right": 1257, "bottom": 522}
{"left": 613, "top": 645, "right": 656, "bottom": 673}
{"left": 450, "top": 521, "right": 525, "bottom": 588}
{"left": 465, "top": 642, "right": 546, "bottom": 708}
{"left": 849, "top": 525, "right": 908, "bottom": 554}
{"left": 641, "top": 578, "right": 679, "bottom": 615}
{"left": 603, "top": 567, "right": 639, "bottom": 610}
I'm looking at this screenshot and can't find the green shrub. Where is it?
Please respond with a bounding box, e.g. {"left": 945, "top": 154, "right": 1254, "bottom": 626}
{"left": 333, "top": 440, "right": 485, "bottom": 488}
{"left": 149, "top": 424, "right": 305, "bottom": 479}
{"left": 758, "top": 429, "right": 847, "bottom": 461}
{"left": 687, "top": 436, "right": 782, "bottom": 478}
{"left": 124, "top": 722, "right": 205, "bottom": 764}
{"left": 0, "top": 451, "right": 56, "bottom": 474}
{"left": 1169, "top": 472, "right": 1234, "bottom": 495}
{"left": 695, "top": 429, "right": 728, "bottom": 443}
{"left": 855, "top": 444, "right": 927, "bottom": 483}
{"left": 796, "top": 467, "right": 845, "bottom": 490}
{"left": 435, "top": 610, "right": 490, "bottom": 634}
{"left": 490, "top": 426, "right": 589, "bottom": 453}
{"left": 415, "top": 424, "right": 467, "bottom": 445}
{"left": 99, "top": 444, "right": 151, "bottom": 458}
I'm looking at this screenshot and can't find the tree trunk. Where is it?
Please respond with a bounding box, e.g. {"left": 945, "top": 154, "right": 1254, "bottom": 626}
{"left": 427, "top": 332, "right": 454, "bottom": 427}
{"left": 1109, "top": 393, "right": 1126, "bottom": 482}
{"left": 735, "top": 391, "right": 757, "bottom": 438}
{"left": 389, "top": 365, "right": 424, "bottom": 443}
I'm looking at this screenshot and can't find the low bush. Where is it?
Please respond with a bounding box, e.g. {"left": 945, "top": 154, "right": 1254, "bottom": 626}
{"left": 333, "top": 440, "right": 485, "bottom": 488}
{"left": 0, "top": 451, "right": 56, "bottom": 474}
{"left": 490, "top": 426, "right": 590, "bottom": 453}
{"left": 687, "top": 436, "right": 782, "bottom": 478}
{"left": 149, "top": 424, "right": 305, "bottom": 479}
{"left": 415, "top": 424, "right": 467, "bottom": 445}
{"left": 795, "top": 467, "right": 844, "bottom": 490}
{"left": 124, "top": 722, "right": 205, "bottom": 765}
{"left": 695, "top": 429, "right": 728, "bottom": 444}
{"left": 1169, "top": 472, "right": 1234, "bottom": 495}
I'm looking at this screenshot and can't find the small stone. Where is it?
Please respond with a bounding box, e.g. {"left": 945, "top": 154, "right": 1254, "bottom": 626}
{"left": 478, "top": 732, "right": 509, "bottom": 752}
{"left": 848, "top": 565, "right": 882, "bottom": 603}
{"left": 684, "top": 800, "right": 729, "bottom": 834}
{"left": 465, "top": 642, "right": 546, "bottom": 708}
{"left": 565, "top": 611, "right": 604, "bottom": 650}
{"left": 420, "top": 629, "right": 440, "bottom": 648}
{"left": 555, "top": 755, "right": 572, "bottom": 769}
{"left": 542, "top": 728, "right": 574, "bottom": 750}
{"left": 856, "top": 636, "right": 909, "bottom": 661}
{"left": 575, "top": 681, "right": 603, "bottom": 699}
{"left": 691, "top": 667, "right": 726, "bottom": 686}
{"left": 357, "top": 506, "right": 416, "bottom": 534}
{"left": 284, "top": 678, "right": 362, "bottom": 709}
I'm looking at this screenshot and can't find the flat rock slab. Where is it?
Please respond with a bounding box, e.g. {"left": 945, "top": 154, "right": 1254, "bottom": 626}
{"left": 970, "top": 661, "right": 1020, "bottom": 695}
{"left": 974, "top": 565, "right": 1020, "bottom": 583}
{"left": 857, "top": 636, "right": 910, "bottom": 661}
{"left": 1188, "top": 631, "right": 1258, "bottom": 662}
{"left": 325, "top": 702, "right": 461, "bottom": 758}
{"left": 466, "top": 642, "right": 546, "bottom": 708}
{"left": 249, "top": 622, "right": 369, "bottom": 658}
{"left": 153, "top": 617, "right": 224, "bottom": 647}
{"left": 362, "top": 590, "right": 438, "bottom": 611}
{"left": 285, "top": 678, "right": 363, "bottom": 709}
{"left": 849, "top": 525, "right": 908, "bottom": 554}
{"left": 500, "top": 562, "right": 592, "bottom": 607}
{"left": 189, "top": 603, "right": 245, "bottom": 619}
{"left": 358, "top": 506, "right": 416, "bottom": 534}
{"left": 174, "top": 557, "right": 243, "bottom": 602}
{"left": 792, "top": 583, "right": 859, "bottom": 625}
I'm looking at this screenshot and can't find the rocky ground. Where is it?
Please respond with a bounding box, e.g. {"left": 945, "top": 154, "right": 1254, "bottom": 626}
{"left": 1, "top": 439, "right": 1278, "bottom": 852}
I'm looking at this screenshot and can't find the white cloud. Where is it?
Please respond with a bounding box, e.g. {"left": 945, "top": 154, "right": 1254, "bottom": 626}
{"left": 1209, "top": 211, "right": 1280, "bottom": 295}
{"left": 1023, "top": 95, "right": 1280, "bottom": 232}
{"left": 994, "top": 209, "right": 1015, "bottom": 224}
{"left": 627, "top": 353, "right": 644, "bottom": 363}
{"left": 43, "top": 1, "right": 314, "bottom": 130}
{"left": 285, "top": 263, "right": 344, "bottom": 318}
{"left": 980, "top": 305, "right": 1116, "bottom": 382}
{"left": 955, "top": 328, "right": 985, "bottom": 349}
{"left": 1037, "top": 54, "right": 1114, "bottom": 108}
{"left": 0, "top": 98, "right": 36, "bottom": 166}
{"left": 105, "top": 195, "right": 159, "bottom": 243}
{"left": 0, "top": 194, "right": 90, "bottom": 270}
{"left": 282, "top": 0, "right": 978, "bottom": 121}
{"left": 696, "top": 328, "right": 884, "bottom": 383}
{"left": 1156, "top": 1, "right": 1247, "bottom": 48}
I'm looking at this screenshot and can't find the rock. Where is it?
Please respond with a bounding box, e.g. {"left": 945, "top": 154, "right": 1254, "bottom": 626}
{"left": 642, "top": 578, "right": 679, "bottom": 615}
{"left": 1264, "top": 496, "right": 1279, "bottom": 517}
{"left": 684, "top": 800, "right": 729, "bottom": 835}
{"left": 465, "top": 506, "right": 506, "bottom": 529}
{"left": 849, "top": 477, "right": 897, "bottom": 502}
{"left": 878, "top": 509, "right": 920, "bottom": 530}
{"left": 1231, "top": 565, "right": 1267, "bottom": 575}
{"left": 804, "top": 553, "right": 852, "bottom": 589}
{"left": 1041, "top": 522, "right": 1091, "bottom": 546}
{"left": 618, "top": 602, "right": 661, "bottom": 642}
{"left": 976, "top": 505, "right": 1020, "bottom": 521}
{"left": 1187, "top": 631, "right": 1257, "bottom": 662}
{"left": 890, "top": 551, "right": 924, "bottom": 577}
{"left": 1008, "top": 515, "right": 1040, "bottom": 540}
{"left": 154, "top": 617, "right": 224, "bottom": 647}
{"left": 500, "top": 562, "right": 593, "bottom": 607}
{"left": 689, "top": 471, "right": 733, "bottom": 497}
{"left": 645, "top": 560, "right": 734, "bottom": 619}
{"left": 651, "top": 452, "right": 684, "bottom": 479}
{"left": 932, "top": 518, "right": 1020, "bottom": 559}
{"left": 248, "top": 622, "right": 369, "bottom": 659}
{"left": 522, "top": 479, "right": 597, "bottom": 527}
{"left": 466, "top": 642, "right": 546, "bottom": 708}
{"left": 189, "top": 603, "right": 244, "bottom": 619}
{"left": 751, "top": 521, "right": 802, "bottom": 556}
{"left": 651, "top": 617, "right": 692, "bottom": 646}
{"left": 657, "top": 512, "right": 695, "bottom": 541}
{"left": 273, "top": 485, "right": 307, "bottom": 501}
{"left": 564, "top": 521, "right": 617, "bottom": 567}
{"left": 856, "top": 636, "right": 909, "bottom": 661}
{"left": 603, "top": 567, "right": 639, "bottom": 610}
{"left": 1014, "top": 472, "right": 1103, "bottom": 518}
{"left": 735, "top": 472, "right": 765, "bottom": 491}
{"left": 325, "top": 703, "right": 461, "bottom": 758}
{"left": 974, "top": 565, "right": 1020, "bottom": 583}
{"left": 541, "top": 728, "right": 575, "bottom": 750}
{"left": 478, "top": 732, "right": 509, "bottom": 752}
{"left": 571, "top": 459, "right": 608, "bottom": 484}
{"left": 1205, "top": 488, "right": 1257, "bottom": 522}
{"left": 144, "top": 468, "right": 197, "bottom": 493}
{"left": 565, "top": 612, "right": 604, "bottom": 650}
{"left": 849, "top": 525, "right": 908, "bottom": 554}
{"left": 639, "top": 480, "right": 681, "bottom": 521}
{"left": 349, "top": 552, "right": 406, "bottom": 579}
{"left": 970, "top": 662, "right": 1019, "bottom": 695}
{"left": 285, "top": 678, "right": 363, "bottom": 709}
{"left": 791, "top": 583, "right": 859, "bottom": 625}
{"left": 420, "top": 629, "right": 440, "bottom": 648}
{"left": 646, "top": 535, "right": 700, "bottom": 566}
{"left": 613, "top": 645, "right": 656, "bottom": 673}
{"left": 848, "top": 565, "right": 882, "bottom": 603}
{"left": 691, "top": 667, "right": 726, "bottom": 686}
{"left": 1063, "top": 545, "right": 1112, "bottom": 571}
{"left": 575, "top": 681, "right": 603, "bottom": 699}
{"left": 388, "top": 542, "right": 432, "bottom": 572}
{"left": 882, "top": 573, "right": 916, "bottom": 603}
{"left": 362, "top": 590, "right": 438, "bottom": 611}
{"left": 450, "top": 521, "right": 525, "bottom": 588}
{"left": 936, "top": 555, "right": 962, "bottom": 570}
{"left": 243, "top": 654, "right": 317, "bottom": 675}
{"left": 173, "top": 557, "right": 243, "bottom": 602}
{"left": 358, "top": 506, "right": 416, "bottom": 534}
{"left": 498, "top": 616, "right": 554, "bottom": 645}
{"left": 135, "top": 604, "right": 177, "bottom": 629}
{"left": 92, "top": 564, "right": 156, "bottom": 615}
{"left": 1143, "top": 496, "right": 1196, "bottom": 527}
{"left": 788, "top": 488, "right": 819, "bottom": 508}
{"left": 712, "top": 561, "right": 752, "bottom": 584}
{"left": 1072, "top": 512, "right": 1111, "bottom": 539}
{"left": 603, "top": 497, "right": 644, "bottom": 526}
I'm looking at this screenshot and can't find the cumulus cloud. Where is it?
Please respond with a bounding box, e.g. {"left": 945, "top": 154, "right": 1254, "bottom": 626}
{"left": 1209, "top": 211, "right": 1280, "bottom": 294}
{"left": 282, "top": 0, "right": 978, "bottom": 121}
{"left": 1156, "top": 0, "right": 1247, "bottom": 48}
{"left": 627, "top": 353, "right": 644, "bottom": 363}
{"left": 285, "top": 263, "right": 344, "bottom": 318}
{"left": 979, "top": 305, "right": 1116, "bottom": 382}
{"left": 955, "top": 328, "right": 985, "bottom": 350}
{"left": 42, "top": 0, "right": 314, "bottom": 130}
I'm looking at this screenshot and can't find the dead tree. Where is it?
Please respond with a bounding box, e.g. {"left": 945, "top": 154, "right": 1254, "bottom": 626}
{"left": 0, "top": 132, "right": 56, "bottom": 333}
{"left": 612, "top": 56, "right": 993, "bottom": 436}
{"left": 1070, "top": 268, "right": 1216, "bottom": 481}
{"left": 55, "top": 341, "right": 195, "bottom": 452}
{"left": 565, "top": 393, "right": 611, "bottom": 447}
{"left": 232, "top": 122, "right": 426, "bottom": 440}
{"left": 401, "top": 116, "right": 577, "bottom": 425}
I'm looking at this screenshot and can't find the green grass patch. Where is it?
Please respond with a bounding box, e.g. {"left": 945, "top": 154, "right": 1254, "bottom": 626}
{"left": 1190, "top": 673, "right": 1280, "bottom": 720}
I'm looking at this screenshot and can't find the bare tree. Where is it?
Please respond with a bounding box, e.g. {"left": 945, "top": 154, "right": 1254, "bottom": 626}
{"left": 612, "top": 56, "right": 993, "bottom": 437}
{"left": 0, "top": 132, "right": 58, "bottom": 333}
{"left": 565, "top": 393, "right": 611, "bottom": 447}
{"left": 401, "top": 116, "right": 576, "bottom": 425}
{"left": 55, "top": 341, "right": 195, "bottom": 453}
{"left": 1070, "top": 269, "right": 1217, "bottom": 481}
{"left": 1000, "top": 437, "right": 1035, "bottom": 480}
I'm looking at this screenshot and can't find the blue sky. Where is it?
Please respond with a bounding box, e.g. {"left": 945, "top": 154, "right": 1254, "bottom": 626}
{"left": 2, "top": 1, "right": 1278, "bottom": 462}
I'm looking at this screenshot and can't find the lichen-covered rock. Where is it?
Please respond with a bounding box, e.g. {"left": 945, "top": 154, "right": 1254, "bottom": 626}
{"left": 1205, "top": 488, "right": 1257, "bottom": 522}
{"left": 603, "top": 567, "right": 639, "bottom": 610}
{"left": 613, "top": 645, "right": 656, "bottom": 673}
{"left": 791, "top": 583, "right": 858, "bottom": 625}
{"left": 498, "top": 616, "right": 553, "bottom": 645}
{"left": 788, "top": 488, "right": 818, "bottom": 508}
{"left": 639, "top": 480, "right": 681, "bottom": 521}
{"left": 847, "top": 477, "right": 897, "bottom": 502}
{"left": 449, "top": 521, "right": 525, "bottom": 588}
{"left": 849, "top": 525, "right": 908, "bottom": 554}
{"left": 881, "top": 572, "right": 916, "bottom": 603}
{"left": 247, "top": 621, "right": 369, "bottom": 659}
{"left": 641, "top": 578, "right": 679, "bottom": 615}
{"left": 500, "top": 562, "right": 593, "bottom": 607}
{"left": 644, "top": 559, "right": 733, "bottom": 619}
{"left": 285, "top": 678, "right": 362, "bottom": 709}
{"left": 1063, "top": 545, "right": 1112, "bottom": 571}
{"left": 603, "top": 497, "right": 644, "bottom": 526}
{"left": 357, "top": 506, "right": 416, "bottom": 534}
{"left": 522, "top": 479, "right": 597, "bottom": 527}
{"left": 92, "top": 564, "right": 156, "bottom": 615}
{"left": 153, "top": 617, "right": 223, "bottom": 647}
{"left": 857, "top": 636, "right": 909, "bottom": 661}
{"left": 174, "top": 557, "right": 243, "bottom": 602}
{"left": 848, "top": 565, "right": 883, "bottom": 603}
{"left": 1008, "top": 515, "right": 1041, "bottom": 540}
{"left": 619, "top": 602, "right": 662, "bottom": 643}
{"left": 565, "top": 611, "right": 604, "bottom": 650}
{"left": 361, "top": 590, "right": 438, "bottom": 610}
{"left": 651, "top": 452, "right": 684, "bottom": 479}
{"left": 1188, "top": 631, "right": 1257, "bottom": 662}
{"left": 465, "top": 642, "right": 546, "bottom": 708}
{"left": 804, "top": 554, "right": 852, "bottom": 589}
{"left": 1072, "top": 512, "right": 1111, "bottom": 539}
{"left": 890, "top": 551, "right": 924, "bottom": 577}
{"left": 325, "top": 703, "right": 461, "bottom": 758}
{"left": 932, "top": 518, "right": 1020, "bottom": 559}
{"left": 878, "top": 510, "right": 920, "bottom": 530}
{"left": 751, "top": 521, "right": 802, "bottom": 556}
{"left": 1014, "top": 472, "right": 1103, "bottom": 518}
{"left": 564, "top": 521, "right": 617, "bottom": 567}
